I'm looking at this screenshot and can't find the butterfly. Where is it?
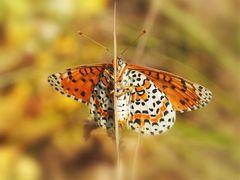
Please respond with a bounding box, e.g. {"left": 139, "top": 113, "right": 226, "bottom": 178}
{"left": 48, "top": 58, "right": 212, "bottom": 135}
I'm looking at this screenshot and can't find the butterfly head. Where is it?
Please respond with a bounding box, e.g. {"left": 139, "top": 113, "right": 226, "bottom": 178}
{"left": 111, "top": 57, "right": 126, "bottom": 74}
{"left": 117, "top": 57, "right": 126, "bottom": 67}
{"left": 117, "top": 57, "right": 126, "bottom": 75}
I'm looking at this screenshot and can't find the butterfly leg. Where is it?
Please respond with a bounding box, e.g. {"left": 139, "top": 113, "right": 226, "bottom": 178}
{"left": 115, "top": 84, "right": 135, "bottom": 97}
{"left": 107, "top": 84, "right": 134, "bottom": 97}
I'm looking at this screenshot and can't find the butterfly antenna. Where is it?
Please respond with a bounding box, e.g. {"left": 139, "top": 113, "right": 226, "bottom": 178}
{"left": 78, "top": 31, "right": 111, "bottom": 53}
{"left": 120, "top": 29, "right": 147, "bottom": 55}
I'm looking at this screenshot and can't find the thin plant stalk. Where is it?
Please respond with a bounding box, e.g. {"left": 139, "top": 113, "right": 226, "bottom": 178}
{"left": 113, "top": 0, "right": 121, "bottom": 179}
{"left": 131, "top": 132, "right": 141, "bottom": 180}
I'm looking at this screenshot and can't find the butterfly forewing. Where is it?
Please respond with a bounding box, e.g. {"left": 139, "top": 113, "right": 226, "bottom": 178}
{"left": 128, "top": 64, "right": 212, "bottom": 112}
{"left": 48, "top": 64, "right": 111, "bottom": 104}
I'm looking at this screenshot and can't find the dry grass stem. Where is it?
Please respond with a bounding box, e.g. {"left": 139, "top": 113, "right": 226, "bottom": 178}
{"left": 113, "top": 1, "right": 122, "bottom": 179}
{"left": 130, "top": 132, "right": 141, "bottom": 180}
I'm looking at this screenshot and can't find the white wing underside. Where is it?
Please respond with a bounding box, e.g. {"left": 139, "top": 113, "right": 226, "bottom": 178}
{"left": 118, "top": 69, "right": 176, "bottom": 135}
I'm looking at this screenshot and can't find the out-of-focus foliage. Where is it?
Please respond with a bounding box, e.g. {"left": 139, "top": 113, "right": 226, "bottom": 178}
{"left": 0, "top": 0, "right": 239, "bottom": 179}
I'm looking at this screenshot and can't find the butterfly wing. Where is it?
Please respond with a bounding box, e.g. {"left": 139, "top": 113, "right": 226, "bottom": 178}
{"left": 89, "top": 69, "right": 115, "bottom": 130}
{"left": 121, "top": 69, "right": 176, "bottom": 135}
{"left": 48, "top": 64, "right": 111, "bottom": 104}
{"left": 128, "top": 64, "right": 212, "bottom": 112}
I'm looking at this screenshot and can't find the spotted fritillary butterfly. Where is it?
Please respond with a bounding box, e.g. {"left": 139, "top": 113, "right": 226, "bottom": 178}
{"left": 48, "top": 58, "right": 212, "bottom": 135}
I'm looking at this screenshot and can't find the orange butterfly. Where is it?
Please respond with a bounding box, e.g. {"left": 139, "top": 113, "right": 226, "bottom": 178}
{"left": 48, "top": 58, "right": 212, "bottom": 135}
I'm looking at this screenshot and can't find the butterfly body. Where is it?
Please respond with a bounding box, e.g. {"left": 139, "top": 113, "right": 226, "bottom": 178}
{"left": 48, "top": 58, "right": 212, "bottom": 135}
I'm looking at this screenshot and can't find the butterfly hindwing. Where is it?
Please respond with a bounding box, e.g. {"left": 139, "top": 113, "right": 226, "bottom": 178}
{"left": 89, "top": 68, "right": 115, "bottom": 130}
{"left": 120, "top": 69, "right": 176, "bottom": 135}
{"left": 128, "top": 64, "right": 212, "bottom": 112}
{"left": 48, "top": 64, "right": 111, "bottom": 104}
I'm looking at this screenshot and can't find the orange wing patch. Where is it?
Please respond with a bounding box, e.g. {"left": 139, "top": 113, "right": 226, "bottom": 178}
{"left": 131, "top": 86, "right": 148, "bottom": 102}
{"left": 128, "top": 64, "right": 212, "bottom": 112}
{"left": 48, "top": 64, "right": 111, "bottom": 104}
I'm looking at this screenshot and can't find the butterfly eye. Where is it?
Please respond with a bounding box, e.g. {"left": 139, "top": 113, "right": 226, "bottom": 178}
{"left": 118, "top": 58, "right": 123, "bottom": 66}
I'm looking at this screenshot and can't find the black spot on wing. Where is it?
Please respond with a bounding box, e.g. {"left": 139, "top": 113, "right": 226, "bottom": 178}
{"left": 80, "top": 91, "right": 86, "bottom": 97}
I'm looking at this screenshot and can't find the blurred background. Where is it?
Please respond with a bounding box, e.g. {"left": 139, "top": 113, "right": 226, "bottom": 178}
{"left": 0, "top": 0, "right": 239, "bottom": 179}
